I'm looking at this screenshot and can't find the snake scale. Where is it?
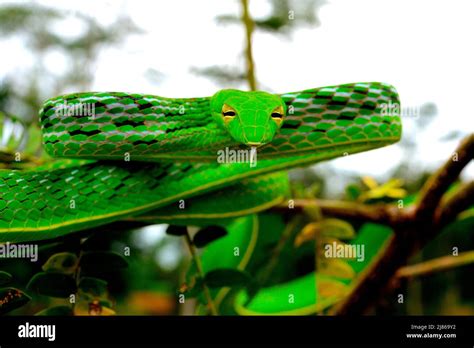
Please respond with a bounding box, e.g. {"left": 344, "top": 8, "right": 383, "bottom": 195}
{"left": 0, "top": 82, "right": 402, "bottom": 315}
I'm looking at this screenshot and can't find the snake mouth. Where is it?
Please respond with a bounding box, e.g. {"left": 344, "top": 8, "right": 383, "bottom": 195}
{"left": 246, "top": 142, "right": 262, "bottom": 147}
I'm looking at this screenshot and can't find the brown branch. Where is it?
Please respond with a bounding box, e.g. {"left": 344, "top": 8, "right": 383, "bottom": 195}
{"left": 273, "top": 199, "right": 402, "bottom": 226}
{"left": 330, "top": 133, "right": 474, "bottom": 315}
{"left": 330, "top": 230, "right": 411, "bottom": 315}
{"left": 415, "top": 133, "right": 474, "bottom": 223}
{"left": 435, "top": 180, "right": 474, "bottom": 229}
{"left": 396, "top": 251, "right": 474, "bottom": 279}
{"left": 241, "top": 0, "right": 257, "bottom": 91}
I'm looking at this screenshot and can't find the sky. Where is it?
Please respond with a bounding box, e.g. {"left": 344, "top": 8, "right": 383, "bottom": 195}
{"left": 1, "top": 0, "right": 473, "bottom": 185}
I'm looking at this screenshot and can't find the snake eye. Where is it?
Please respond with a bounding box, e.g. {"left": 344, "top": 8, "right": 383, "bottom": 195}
{"left": 222, "top": 104, "right": 236, "bottom": 125}
{"left": 271, "top": 106, "right": 284, "bottom": 126}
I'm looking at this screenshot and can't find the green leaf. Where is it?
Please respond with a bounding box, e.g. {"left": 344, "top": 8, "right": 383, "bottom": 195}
{"left": 204, "top": 268, "right": 251, "bottom": 288}
{"left": 234, "top": 273, "right": 344, "bottom": 315}
{"left": 0, "top": 287, "right": 31, "bottom": 314}
{"left": 27, "top": 272, "right": 76, "bottom": 298}
{"left": 345, "top": 184, "right": 361, "bottom": 201}
{"left": 80, "top": 251, "right": 128, "bottom": 272}
{"left": 346, "top": 223, "right": 393, "bottom": 274}
{"left": 294, "top": 219, "right": 355, "bottom": 247}
{"left": 42, "top": 252, "right": 78, "bottom": 274}
{"left": 319, "top": 259, "right": 355, "bottom": 279}
{"left": 35, "top": 305, "right": 73, "bottom": 316}
{"left": 0, "top": 271, "right": 13, "bottom": 286}
{"left": 320, "top": 219, "right": 356, "bottom": 240}
{"left": 78, "top": 277, "right": 108, "bottom": 298}
{"left": 294, "top": 222, "right": 319, "bottom": 247}
{"left": 193, "top": 225, "right": 227, "bottom": 248}
{"left": 165, "top": 225, "right": 188, "bottom": 236}
{"left": 254, "top": 17, "right": 288, "bottom": 31}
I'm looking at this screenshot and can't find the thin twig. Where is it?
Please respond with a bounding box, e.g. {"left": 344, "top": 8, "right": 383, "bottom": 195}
{"left": 72, "top": 250, "right": 83, "bottom": 314}
{"left": 258, "top": 216, "right": 301, "bottom": 285}
{"left": 183, "top": 231, "right": 218, "bottom": 316}
{"left": 273, "top": 199, "right": 401, "bottom": 226}
{"left": 241, "top": 0, "right": 257, "bottom": 91}
{"left": 396, "top": 251, "right": 474, "bottom": 279}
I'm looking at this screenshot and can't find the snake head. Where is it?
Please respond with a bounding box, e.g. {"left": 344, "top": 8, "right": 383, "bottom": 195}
{"left": 210, "top": 89, "right": 286, "bottom": 147}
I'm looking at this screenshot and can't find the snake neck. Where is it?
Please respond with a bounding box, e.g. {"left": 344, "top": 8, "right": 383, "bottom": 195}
{"left": 40, "top": 93, "right": 235, "bottom": 161}
{"left": 40, "top": 82, "right": 402, "bottom": 162}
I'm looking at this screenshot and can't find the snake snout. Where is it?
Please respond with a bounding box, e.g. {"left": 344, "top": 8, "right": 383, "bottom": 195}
{"left": 242, "top": 125, "right": 269, "bottom": 146}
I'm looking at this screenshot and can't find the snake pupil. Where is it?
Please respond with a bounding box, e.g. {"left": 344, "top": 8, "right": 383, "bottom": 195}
{"left": 223, "top": 111, "right": 236, "bottom": 117}
{"left": 271, "top": 113, "right": 282, "bottom": 118}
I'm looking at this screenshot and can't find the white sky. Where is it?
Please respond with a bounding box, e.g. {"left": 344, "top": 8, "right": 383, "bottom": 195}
{"left": 1, "top": 0, "right": 473, "bottom": 185}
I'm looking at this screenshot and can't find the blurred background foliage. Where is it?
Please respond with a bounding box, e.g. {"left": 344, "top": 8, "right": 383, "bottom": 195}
{"left": 0, "top": 3, "right": 141, "bottom": 122}
{"left": 0, "top": 0, "right": 472, "bottom": 316}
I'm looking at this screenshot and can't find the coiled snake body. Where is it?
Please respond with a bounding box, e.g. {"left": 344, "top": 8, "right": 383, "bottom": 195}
{"left": 0, "top": 82, "right": 402, "bottom": 314}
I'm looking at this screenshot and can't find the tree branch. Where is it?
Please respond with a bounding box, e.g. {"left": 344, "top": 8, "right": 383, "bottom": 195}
{"left": 396, "top": 251, "right": 474, "bottom": 279}
{"left": 415, "top": 133, "right": 474, "bottom": 223}
{"left": 435, "top": 180, "right": 474, "bottom": 230}
{"left": 330, "top": 133, "right": 474, "bottom": 315}
{"left": 273, "top": 199, "right": 402, "bottom": 226}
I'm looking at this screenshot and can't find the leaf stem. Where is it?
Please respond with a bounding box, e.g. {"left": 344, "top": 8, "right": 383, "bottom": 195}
{"left": 72, "top": 250, "right": 83, "bottom": 314}
{"left": 184, "top": 231, "right": 218, "bottom": 316}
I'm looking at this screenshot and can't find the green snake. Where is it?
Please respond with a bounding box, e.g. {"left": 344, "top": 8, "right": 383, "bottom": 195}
{"left": 0, "top": 82, "right": 402, "bottom": 315}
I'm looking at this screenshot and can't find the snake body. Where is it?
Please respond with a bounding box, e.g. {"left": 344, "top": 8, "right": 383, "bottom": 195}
{"left": 0, "top": 82, "right": 402, "bottom": 314}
